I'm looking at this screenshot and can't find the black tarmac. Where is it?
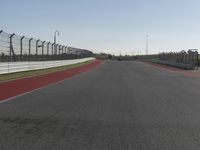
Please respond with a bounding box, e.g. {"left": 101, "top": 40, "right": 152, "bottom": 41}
{"left": 1, "top": 61, "right": 200, "bottom": 150}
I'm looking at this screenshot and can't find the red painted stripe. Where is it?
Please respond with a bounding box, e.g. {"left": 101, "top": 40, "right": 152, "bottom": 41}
{"left": 0, "top": 59, "right": 103, "bottom": 101}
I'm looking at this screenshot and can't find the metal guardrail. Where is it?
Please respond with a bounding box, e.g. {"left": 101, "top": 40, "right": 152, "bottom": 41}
{"left": 0, "top": 57, "right": 95, "bottom": 75}
{"left": 0, "top": 30, "right": 93, "bottom": 62}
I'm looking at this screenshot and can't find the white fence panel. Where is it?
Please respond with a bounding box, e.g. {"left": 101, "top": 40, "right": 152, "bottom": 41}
{"left": 0, "top": 57, "right": 95, "bottom": 75}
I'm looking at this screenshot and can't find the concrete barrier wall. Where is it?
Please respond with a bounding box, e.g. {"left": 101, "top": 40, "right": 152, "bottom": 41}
{"left": 0, "top": 57, "right": 95, "bottom": 75}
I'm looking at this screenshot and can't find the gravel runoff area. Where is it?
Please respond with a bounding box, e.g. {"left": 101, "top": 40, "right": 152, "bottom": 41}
{"left": 0, "top": 60, "right": 200, "bottom": 150}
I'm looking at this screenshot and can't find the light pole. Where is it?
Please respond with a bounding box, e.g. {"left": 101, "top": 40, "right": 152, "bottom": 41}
{"left": 54, "top": 30, "right": 59, "bottom": 55}
{"left": 54, "top": 30, "right": 60, "bottom": 44}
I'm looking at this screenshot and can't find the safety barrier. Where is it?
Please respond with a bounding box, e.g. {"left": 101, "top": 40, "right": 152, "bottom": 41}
{"left": 0, "top": 57, "right": 95, "bottom": 74}
{"left": 158, "top": 50, "right": 199, "bottom": 70}
{"left": 0, "top": 30, "right": 93, "bottom": 62}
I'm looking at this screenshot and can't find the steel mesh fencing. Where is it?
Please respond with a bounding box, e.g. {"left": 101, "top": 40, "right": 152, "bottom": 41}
{"left": 0, "top": 30, "right": 93, "bottom": 62}
{"left": 159, "top": 50, "right": 199, "bottom": 69}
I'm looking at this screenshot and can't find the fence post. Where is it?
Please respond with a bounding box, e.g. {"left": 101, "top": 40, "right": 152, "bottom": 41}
{"left": 67, "top": 47, "right": 70, "bottom": 54}
{"left": 20, "top": 36, "right": 25, "bottom": 61}
{"left": 192, "top": 52, "right": 195, "bottom": 68}
{"left": 47, "top": 42, "right": 50, "bottom": 55}
{"left": 0, "top": 30, "right": 3, "bottom": 62}
{"left": 176, "top": 52, "right": 178, "bottom": 63}
{"left": 58, "top": 45, "right": 61, "bottom": 55}
{"left": 62, "top": 46, "right": 64, "bottom": 55}
{"left": 65, "top": 46, "right": 67, "bottom": 54}
{"left": 29, "top": 38, "right": 33, "bottom": 61}
{"left": 181, "top": 51, "right": 184, "bottom": 63}
{"left": 1, "top": 52, "right": 5, "bottom": 62}
{"left": 10, "top": 33, "right": 16, "bottom": 62}
{"left": 197, "top": 51, "right": 199, "bottom": 70}
{"left": 55, "top": 44, "right": 58, "bottom": 55}
{"left": 188, "top": 51, "right": 191, "bottom": 65}
{"left": 47, "top": 42, "right": 50, "bottom": 60}
{"left": 36, "top": 39, "right": 40, "bottom": 60}
{"left": 52, "top": 43, "right": 55, "bottom": 55}
{"left": 42, "top": 41, "right": 45, "bottom": 60}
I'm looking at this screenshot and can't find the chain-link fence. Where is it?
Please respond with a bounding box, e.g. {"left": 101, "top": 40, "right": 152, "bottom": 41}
{"left": 159, "top": 50, "right": 199, "bottom": 69}
{"left": 0, "top": 30, "right": 93, "bottom": 62}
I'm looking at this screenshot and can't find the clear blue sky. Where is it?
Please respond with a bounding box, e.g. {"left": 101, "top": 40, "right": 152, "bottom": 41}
{"left": 1, "top": 0, "right": 200, "bottom": 55}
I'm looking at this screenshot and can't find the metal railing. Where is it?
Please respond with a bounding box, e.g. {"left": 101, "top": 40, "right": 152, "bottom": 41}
{"left": 0, "top": 30, "right": 93, "bottom": 62}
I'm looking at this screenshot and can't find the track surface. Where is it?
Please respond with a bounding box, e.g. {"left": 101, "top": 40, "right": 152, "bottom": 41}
{"left": 1, "top": 61, "right": 200, "bottom": 150}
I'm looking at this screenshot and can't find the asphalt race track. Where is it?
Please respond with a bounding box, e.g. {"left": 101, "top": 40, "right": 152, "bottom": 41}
{"left": 1, "top": 60, "right": 200, "bottom": 150}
